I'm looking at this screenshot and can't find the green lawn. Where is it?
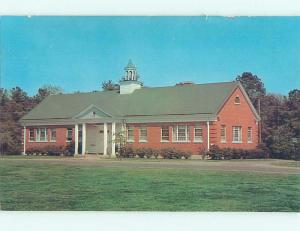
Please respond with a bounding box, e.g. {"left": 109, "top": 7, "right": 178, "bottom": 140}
{"left": 0, "top": 158, "right": 299, "bottom": 211}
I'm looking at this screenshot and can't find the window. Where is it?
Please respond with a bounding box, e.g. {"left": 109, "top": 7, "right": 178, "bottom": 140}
{"left": 221, "top": 125, "right": 226, "bottom": 143}
{"left": 29, "top": 129, "right": 35, "bottom": 141}
{"left": 173, "top": 125, "right": 189, "bottom": 142}
{"left": 161, "top": 126, "right": 170, "bottom": 142}
{"left": 234, "top": 96, "right": 241, "bottom": 104}
{"left": 50, "top": 128, "right": 57, "bottom": 142}
{"left": 66, "top": 128, "right": 73, "bottom": 142}
{"left": 247, "top": 127, "right": 253, "bottom": 143}
{"left": 139, "top": 126, "right": 147, "bottom": 142}
{"left": 232, "top": 126, "right": 242, "bottom": 143}
{"left": 36, "top": 128, "right": 47, "bottom": 142}
{"left": 127, "top": 125, "right": 134, "bottom": 142}
{"left": 194, "top": 125, "right": 203, "bottom": 142}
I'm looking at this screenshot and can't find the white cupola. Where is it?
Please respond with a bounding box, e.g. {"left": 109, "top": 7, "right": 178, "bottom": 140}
{"left": 119, "top": 59, "right": 142, "bottom": 94}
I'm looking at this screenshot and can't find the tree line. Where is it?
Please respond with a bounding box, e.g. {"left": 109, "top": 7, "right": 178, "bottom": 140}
{"left": 1, "top": 74, "right": 299, "bottom": 159}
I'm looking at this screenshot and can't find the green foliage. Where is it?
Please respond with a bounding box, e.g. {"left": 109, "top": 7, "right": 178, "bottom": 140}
{"left": 101, "top": 80, "right": 120, "bottom": 91}
{"left": 160, "top": 148, "right": 192, "bottom": 159}
{"left": 117, "top": 147, "right": 192, "bottom": 159}
{"left": 207, "top": 145, "right": 268, "bottom": 160}
{"left": 26, "top": 145, "right": 64, "bottom": 156}
{"left": 237, "top": 72, "right": 300, "bottom": 160}
{"left": 236, "top": 72, "right": 266, "bottom": 106}
{"left": 34, "top": 85, "right": 64, "bottom": 104}
{"left": 134, "top": 148, "right": 154, "bottom": 158}
{"left": 118, "top": 146, "right": 136, "bottom": 158}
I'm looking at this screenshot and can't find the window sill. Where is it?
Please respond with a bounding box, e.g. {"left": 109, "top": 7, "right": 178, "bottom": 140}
{"left": 172, "top": 141, "right": 191, "bottom": 143}
{"left": 127, "top": 140, "right": 134, "bottom": 143}
{"left": 160, "top": 140, "right": 170, "bottom": 143}
{"left": 232, "top": 141, "right": 242, "bottom": 144}
{"left": 247, "top": 141, "right": 253, "bottom": 144}
{"left": 221, "top": 141, "right": 227, "bottom": 143}
{"left": 139, "top": 140, "right": 148, "bottom": 143}
{"left": 194, "top": 140, "right": 203, "bottom": 143}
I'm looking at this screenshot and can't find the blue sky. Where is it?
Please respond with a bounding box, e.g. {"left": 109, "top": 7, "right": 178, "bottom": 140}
{"left": 0, "top": 16, "right": 299, "bottom": 95}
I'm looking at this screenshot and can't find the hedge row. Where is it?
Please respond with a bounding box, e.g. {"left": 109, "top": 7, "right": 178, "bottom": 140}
{"left": 206, "top": 145, "right": 269, "bottom": 160}
{"left": 26, "top": 142, "right": 78, "bottom": 156}
{"left": 118, "top": 147, "right": 192, "bottom": 159}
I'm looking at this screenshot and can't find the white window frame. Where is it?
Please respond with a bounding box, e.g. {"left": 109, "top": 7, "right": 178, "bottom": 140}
{"left": 172, "top": 125, "right": 190, "bottom": 142}
{"left": 194, "top": 125, "right": 203, "bottom": 143}
{"left": 161, "top": 126, "right": 170, "bottom": 142}
{"left": 66, "top": 128, "right": 73, "bottom": 142}
{"left": 29, "top": 128, "right": 35, "bottom": 142}
{"left": 232, "top": 126, "right": 242, "bottom": 143}
{"left": 36, "top": 128, "right": 47, "bottom": 142}
{"left": 139, "top": 126, "right": 148, "bottom": 143}
{"left": 221, "top": 125, "right": 226, "bottom": 143}
{"left": 50, "top": 128, "right": 57, "bottom": 142}
{"left": 247, "top": 127, "right": 253, "bottom": 143}
{"left": 127, "top": 125, "right": 134, "bottom": 142}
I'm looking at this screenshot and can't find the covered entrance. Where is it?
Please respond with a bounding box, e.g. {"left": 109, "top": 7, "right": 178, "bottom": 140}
{"left": 74, "top": 122, "right": 120, "bottom": 156}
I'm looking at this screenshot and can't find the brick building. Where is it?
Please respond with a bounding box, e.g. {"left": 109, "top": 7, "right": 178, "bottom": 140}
{"left": 20, "top": 60, "right": 260, "bottom": 156}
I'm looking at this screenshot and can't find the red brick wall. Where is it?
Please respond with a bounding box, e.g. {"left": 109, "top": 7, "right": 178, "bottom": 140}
{"left": 211, "top": 86, "right": 259, "bottom": 149}
{"left": 24, "top": 126, "right": 74, "bottom": 149}
{"left": 126, "top": 122, "right": 207, "bottom": 154}
{"left": 22, "top": 87, "right": 258, "bottom": 154}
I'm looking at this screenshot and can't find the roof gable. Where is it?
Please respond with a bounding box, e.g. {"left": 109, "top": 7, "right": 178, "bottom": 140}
{"left": 73, "top": 104, "right": 112, "bottom": 119}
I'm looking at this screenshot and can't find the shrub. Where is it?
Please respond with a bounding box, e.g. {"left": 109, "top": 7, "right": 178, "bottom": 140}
{"left": 152, "top": 149, "right": 160, "bottom": 159}
{"left": 118, "top": 146, "right": 136, "bottom": 158}
{"left": 26, "top": 145, "right": 64, "bottom": 156}
{"left": 206, "top": 145, "right": 222, "bottom": 160}
{"left": 207, "top": 145, "right": 268, "bottom": 160}
{"left": 63, "top": 142, "right": 82, "bottom": 156}
{"left": 134, "top": 148, "right": 153, "bottom": 159}
{"left": 160, "top": 148, "right": 191, "bottom": 159}
{"left": 43, "top": 145, "right": 64, "bottom": 156}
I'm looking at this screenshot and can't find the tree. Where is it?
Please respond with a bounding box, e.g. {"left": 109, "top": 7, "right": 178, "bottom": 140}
{"left": 102, "top": 80, "right": 120, "bottom": 91}
{"left": 34, "top": 85, "right": 64, "bottom": 103}
{"left": 286, "top": 89, "right": 300, "bottom": 137}
{"left": 236, "top": 72, "right": 266, "bottom": 108}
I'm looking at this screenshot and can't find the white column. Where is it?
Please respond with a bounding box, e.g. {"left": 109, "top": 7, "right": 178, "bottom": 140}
{"left": 111, "top": 122, "right": 116, "bottom": 156}
{"left": 82, "top": 123, "right": 86, "bottom": 155}
{"left": 23, "top": 126, "right": 26, "bottom": 155}
{"left": 75, "top": 124, "right": 79, "bottom": 155}
{"left": 103, "top": 122, "right": 107, "bottom": 156}
{"left": 206, "top": 121, "right": 210, "bottom": 151}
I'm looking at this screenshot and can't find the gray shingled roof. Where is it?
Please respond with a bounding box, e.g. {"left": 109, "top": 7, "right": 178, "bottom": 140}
{"left": 20, "top": 81, "right": 239, "bottom": 123}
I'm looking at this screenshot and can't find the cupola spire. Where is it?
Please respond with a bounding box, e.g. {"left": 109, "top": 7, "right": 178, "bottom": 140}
{"left": 119, "top": 59, "right": 142, "bottom": 94}
{"left": 123, "top": 59, "right": 139, "bottom": 81}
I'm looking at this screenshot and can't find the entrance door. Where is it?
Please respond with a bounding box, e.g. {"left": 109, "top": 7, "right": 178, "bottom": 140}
{"left": 86, "top": 125, "right": 103, "bottom": 154}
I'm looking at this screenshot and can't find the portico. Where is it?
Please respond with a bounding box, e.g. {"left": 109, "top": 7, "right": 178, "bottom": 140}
{"left": 74, "top": 122, "right": 117, "bottom": 156}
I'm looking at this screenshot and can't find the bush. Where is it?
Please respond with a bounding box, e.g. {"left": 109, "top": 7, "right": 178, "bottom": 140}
{"left": 135, "top": 148, "right": 153, "bottom": 158}
{"left": 26, "top": 145, "right": 64, "bottom": 156}
{"left": 118, "top": 146, "right": 136, "bottom": 158}
{"left": 160, "top": 148, "right": 192, "bottom": 159}
{"left": 44, "top": 145, "right": 64, "bottom": 156}
{"left": 63, "top": 142, "right": 82, "bottom": 156}
{"left": 207, "top": 145, "right": 268, "bottom": 160}
{"left": 206, "top": 145, "right": 222, "bottom": 160}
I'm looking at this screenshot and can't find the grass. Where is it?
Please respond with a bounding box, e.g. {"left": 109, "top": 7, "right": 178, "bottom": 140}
{"left": 0, "top": 157, "right": 299, "bottom": 211}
